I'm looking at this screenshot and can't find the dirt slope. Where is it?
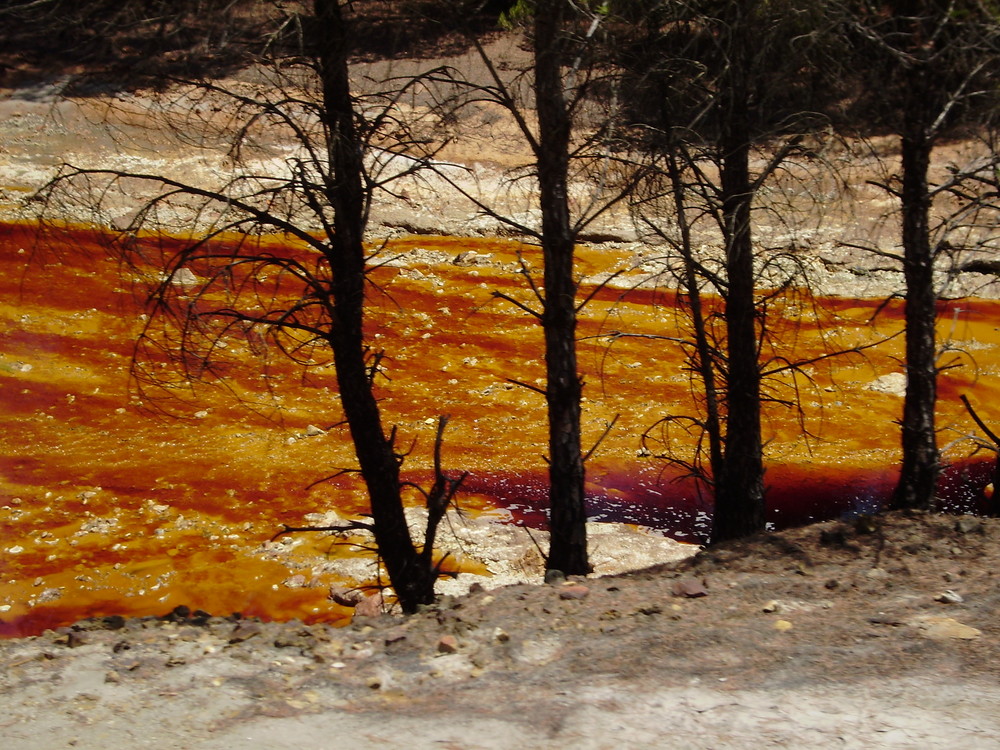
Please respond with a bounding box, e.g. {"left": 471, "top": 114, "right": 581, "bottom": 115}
{"left": 3, "top": 511, "right": 1000, "bottom": 749}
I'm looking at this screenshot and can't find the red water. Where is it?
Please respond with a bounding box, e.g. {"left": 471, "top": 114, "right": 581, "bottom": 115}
{"left": 2, "top": 222, "right": 998, "bottom": 636}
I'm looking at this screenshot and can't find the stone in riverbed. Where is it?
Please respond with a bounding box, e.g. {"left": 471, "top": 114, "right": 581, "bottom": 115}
{"left": 865, "top": 372, "right": 906, "bottom": 396}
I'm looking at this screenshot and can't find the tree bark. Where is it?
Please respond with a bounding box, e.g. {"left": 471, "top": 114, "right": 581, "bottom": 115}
{"left": 314, "top": 0, "right": 433, "bottom": 611}
{"left": 711, "top": 14, "right": 766, "bottom": 543}
{"left": 891, "top": 67, "right": 940, "bottom": 511}
{"left": 534, "top": 0, "right": 589, "bottom": 575}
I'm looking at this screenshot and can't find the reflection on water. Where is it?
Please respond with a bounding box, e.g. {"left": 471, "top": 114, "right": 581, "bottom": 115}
{"left": 464, "top": 456, "right": 995, "bottom": 543}
{"left": 1, "top": 223, "right": 999, "bottom": 636}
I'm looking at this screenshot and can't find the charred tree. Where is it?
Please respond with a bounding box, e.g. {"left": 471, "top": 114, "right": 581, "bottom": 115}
{"left": 533, "top": 0, "right": 589, "bottom": 575}
{"left": 314, "top": 0, "right": 435, "bottom": 611}
{"left": 35, "top": 0, "right": 462, "bottom": 614}
{"left": 437, "top": 0, "right": 632, "bottom": 576}
{"left": 619, "top": 0, "right": 845, "bottom": 542}
{"left": 893, "top": 72, "right": 940, "bottom": 511}
{"left": 843, "top": 1, "right": 1000, "bottom": 512}
{"left": 712, "top": 20, "right": 766, "bottom": 542}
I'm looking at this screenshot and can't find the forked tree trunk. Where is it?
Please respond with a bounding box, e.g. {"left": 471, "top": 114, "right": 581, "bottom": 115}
{"left": 314, "top": 0, "right": 434, "bottom": 611}
{"left": 534, "top": 0, "right": 589, "bottom": 575}
{"left": 892, "top": 69, "right": 940, "bottom": 512}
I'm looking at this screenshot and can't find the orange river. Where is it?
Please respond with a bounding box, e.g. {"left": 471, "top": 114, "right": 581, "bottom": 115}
{"left": 2, "top": 222, "right": 998, "bottom": 635}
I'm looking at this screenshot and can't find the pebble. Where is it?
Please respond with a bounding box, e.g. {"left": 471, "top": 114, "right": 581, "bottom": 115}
{"left": 329, "top": 586, "right": 363, "bottom": 607}
{"left": 934, "top": 590, "right": 964, "bottom": 604}
{"left": 437, "top": 635, "right": 459, "bottom": 654}
{"left": 672, "top": 579, "right": 708, "bottom": 598}
{"left": 353, "top": 593, "right": 384, "bottom": 618}
{"left": 558, "top": 584, "right": 590, "bottom": 600}
{"left": 544, "top": 570, "right": 566, "bottom": 585}
{"left": 909, "top": 616, "right": 982, "bottom": 640}
{"left": 955, "top": 518, "right": 982, "bottom": 534}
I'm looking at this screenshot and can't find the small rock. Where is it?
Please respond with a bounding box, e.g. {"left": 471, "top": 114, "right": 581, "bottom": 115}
{"left": 909, "top": 616, "right": 981, "bottom": 640}
{"left": 283, "top": 574, "right": 308, "bottom": 588}
{"left": 672, "top": 579, "right": 708, "bottom": 598}
{"left": 353, "top": 593, "right": 384, "bottom": 619}
{"left": 169, "top": 268, "right": 199, "bottom": 287}
{"left": 544, "top": 569, "right": 566, "bottom": 585}
{"left": 762, "top": 600, "right": 780, "bottom": 613}
{"left": 773, "top": 619, "right": 793, "bottom": 632}
{"left": 558, "top": 584, "right": 590, "bottom": 600}
{"left": 453, "top": 251, "right": 489, "bottom": 266}
{"left": 437, "top": 635, "right": 459, "bottom": 654}
{"left": 935, "top": 590, "right": 964, "bottom": 604}
{"left": 102, "top": 615, "right": 126, "bottom": 630}
{"left": 865, "top": 372, "right": 906, "bottom": 396}
{"left": 37, "top": 587, "right": 62, "bottom": 603}
{"left": 955, "top": 518, "right": 982, "bottom": 534}
{"left": 163, "top": 605, "right": 192, "bottom": 622}
{"left": 305, "top": 424, "right": 326, "bottom": 437}
{"left": 329, "top": 586, "right": 363, "bottom": 607}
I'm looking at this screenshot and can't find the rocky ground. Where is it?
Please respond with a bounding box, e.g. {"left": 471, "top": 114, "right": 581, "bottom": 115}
{"left": 3, "top": 42, "right": 1000, "bottom": 748}
{"left": 3, "top": 511, "right": 1000, "bottom": 749}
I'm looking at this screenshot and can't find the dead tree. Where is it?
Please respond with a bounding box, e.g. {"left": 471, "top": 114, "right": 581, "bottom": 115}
{"left": 842, "top": 1, "right": 1000, "bottom": 512}
{"left": 35, "top": 0, "right": 464, "bottom": 613}
{"left": 427, "top": 0, "right": 641, "bottom": 575}
{"left": 619, "top": 0, "right": 844, "bottom": 542}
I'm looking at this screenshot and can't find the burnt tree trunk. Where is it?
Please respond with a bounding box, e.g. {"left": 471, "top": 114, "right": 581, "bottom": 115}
{"left": 534, "top": 0, "right": 589, "bottom": 575}
{"left": 892, "top": 68, "right": 940, "bottom": 512}
{"left": 711, "top": 17, "right": 766, "bottom": 543}
{"left": 314, "top": 0, "right": 433, "bottom": 611}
